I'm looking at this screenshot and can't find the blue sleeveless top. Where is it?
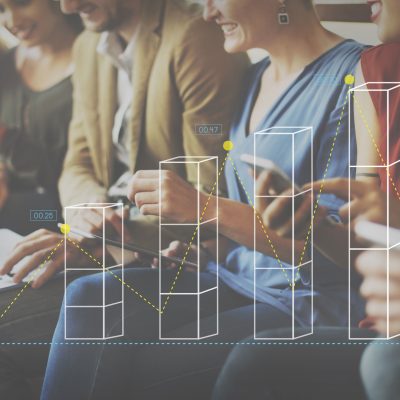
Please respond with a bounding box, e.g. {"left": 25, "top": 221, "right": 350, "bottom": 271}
{"left": 207, "top": 40, "right": 366, "bottom": 327}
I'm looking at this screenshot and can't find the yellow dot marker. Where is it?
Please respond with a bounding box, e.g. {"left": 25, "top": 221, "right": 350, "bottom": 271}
{"left": 344, "top": 74, "right": 355, "bottom": 85}
{"left": 60, "top": 224, "right": 71, "bottom": 235}
{"left": 223, "top": 140, "right": 234, "bottom": 151}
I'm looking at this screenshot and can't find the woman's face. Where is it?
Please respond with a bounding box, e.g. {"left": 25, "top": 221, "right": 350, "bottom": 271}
{"left": 203, "top": 0, "right": 277, "bottom": 53}
{"left": 0, "top": 0, "right": 64, "bottom": 47}
{"left": 369, "top": 0, "right": 400, "bottom": 43}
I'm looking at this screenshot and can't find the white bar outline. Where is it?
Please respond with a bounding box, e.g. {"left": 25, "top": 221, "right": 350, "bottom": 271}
{"left": 349, "top": 83, "right": 400, "bottom": 340}
{"left": 66, "top": 301, "right": 123, "bottom": 309}
{"left": 348, "top": 89, "right": 352, "bottom": 339}
{"left": 159, "top": 157, "right": 219, "bottom": 340}
{"left": 160, "top": 287, "right": 218, "bottom": 296}
{"left": 161, "top": 217, "right": 218, "bottom": 226}
{"left": 64, "top": 203, "right": 124, "bottom": 341}
{"left": 256, "top": 188, "right": 312, "bottom": 199}
{"left": 159, "top": 164, "right": 162, "bottom": 341}
{"left": 253, "top": 127, "right": 314, "bottom": 340}
{"left": 254, "top": 332, "right": 313, "bottom": 341}
{"left": 352, "top": 82, "right": 400, "bottom": 91}
{"left": 67, "top": 203, "right": 117, "bottom": 209}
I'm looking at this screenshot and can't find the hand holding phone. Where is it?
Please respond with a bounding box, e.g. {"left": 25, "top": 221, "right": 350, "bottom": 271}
{"left": 240, "top": 154, "right": 330, "bottom": 240}
{"left": 240, "top": 154, "right": 300, "bottom": 194}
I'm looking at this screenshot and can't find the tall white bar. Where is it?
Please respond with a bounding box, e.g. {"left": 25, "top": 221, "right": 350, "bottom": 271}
{"left": 64, "top": 203, "right": 124, "bottom": 340}
{"left": 349, "top": 82, "right": 400, "bottom": 340}
{"left": 253, "top": 127, "right": 314, "bottom": 340}
{"left": 159, "top": 157, "right": 219, "bottom": 340}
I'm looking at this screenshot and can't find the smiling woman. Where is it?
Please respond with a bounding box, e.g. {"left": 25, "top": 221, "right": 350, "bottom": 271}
{"left": 0, "top": 0, "right": 81, "bottom": 235}
{"left": 203, "top": 0, "right": 318, "bottom": 53}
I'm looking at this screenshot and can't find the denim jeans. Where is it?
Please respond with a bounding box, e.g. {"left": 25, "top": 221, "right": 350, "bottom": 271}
{"left": 361, "top": 341, "right": 400, "bottom": 400}
{"left": 41, "top": 268, "right": 299, "bottom": 400}
{"left": 212, "top": 327, "right": 376, "bottom": 400}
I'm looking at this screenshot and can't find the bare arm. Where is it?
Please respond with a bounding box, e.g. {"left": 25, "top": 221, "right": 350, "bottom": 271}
{"left": 128, "top": 170, "right": 303, "bottom": 264}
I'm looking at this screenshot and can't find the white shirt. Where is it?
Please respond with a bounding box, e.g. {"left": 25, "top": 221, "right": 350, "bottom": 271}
{"left": 97, "top": 31, "right": 136, "bottom": 169}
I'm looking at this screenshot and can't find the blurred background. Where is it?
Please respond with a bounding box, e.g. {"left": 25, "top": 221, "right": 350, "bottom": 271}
{"left": 0, "top": 0, "right": 380, "bottom": 62}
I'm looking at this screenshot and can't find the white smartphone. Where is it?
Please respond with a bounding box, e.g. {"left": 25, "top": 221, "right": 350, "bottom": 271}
{"left": 240, "top": 153, "right": 300, "bottom": 193}
{"left": 355, "top": 220, "right": 400, "bottom": 251}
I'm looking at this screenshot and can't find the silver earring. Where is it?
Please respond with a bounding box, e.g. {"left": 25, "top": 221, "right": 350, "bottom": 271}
{"left": 278, "top": 0, "right": 289, "bottom": 25}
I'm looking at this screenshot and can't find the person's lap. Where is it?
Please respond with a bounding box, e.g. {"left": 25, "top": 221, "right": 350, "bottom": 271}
{"left": 212, "top": 327, "right": 376, "bottom": 400}
{"left": 119, "top": 304, "right": 293, "bottom": 400}
{"left": 42, "top": 267, "right": 308, "bottom": 400}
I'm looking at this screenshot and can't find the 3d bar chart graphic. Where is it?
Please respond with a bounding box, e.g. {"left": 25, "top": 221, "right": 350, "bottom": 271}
{"left": 253, "top": 127, "right": 314, "bottom": 340}
{"left": 63, "top": 203, "right": 125, "bottom": 340}
{"left": 159, "top": 157, "right": 219, "bottom": 340}
{"left": 349, "top": 82, "right": 400, "bottom": 340}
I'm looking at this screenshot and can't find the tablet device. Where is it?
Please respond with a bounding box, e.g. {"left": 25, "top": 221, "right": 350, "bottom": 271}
{"left": 61, "top": 224, "right": 199, "bottom": 269}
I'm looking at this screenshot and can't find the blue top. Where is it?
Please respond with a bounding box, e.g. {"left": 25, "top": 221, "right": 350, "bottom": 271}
{"left": 207, "top": 40, "right": 366, "bottom": 327}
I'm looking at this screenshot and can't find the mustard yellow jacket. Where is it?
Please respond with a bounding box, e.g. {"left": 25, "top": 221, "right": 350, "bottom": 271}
{"left": 58, "top": 0, "right": 249, "bottom": 246}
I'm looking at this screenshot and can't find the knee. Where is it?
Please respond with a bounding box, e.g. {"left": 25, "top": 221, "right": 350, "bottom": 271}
{"left": 360, "top": 344, "right": 392, "bottom": 398}
{"left": 65, "top": 273, "right": 104, "bottom": 306}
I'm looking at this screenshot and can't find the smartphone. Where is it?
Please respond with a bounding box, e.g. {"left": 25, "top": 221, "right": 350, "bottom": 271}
{"left": 240, "top": 153, "right": 300, "bottom": 193}
{"left": 355, "top": 220, "right": 400, "bottom": 251}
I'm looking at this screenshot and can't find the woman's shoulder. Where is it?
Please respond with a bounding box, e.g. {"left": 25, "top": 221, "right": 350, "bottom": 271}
{"left": 323, "top": 39, "right": 367, "bottom": 64}
{"left": 308, "top": 40, "right": 366, "bottom": 82}
{"left": 362, "top": 42, "right": 400, "bottom": 59}
{"left": 361, "top": 43, "right": 400, "bottom": 81}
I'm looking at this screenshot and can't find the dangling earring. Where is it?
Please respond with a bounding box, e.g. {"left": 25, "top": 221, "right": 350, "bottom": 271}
{"left": 278, "top": 0, "right": 289, "bottom": 25}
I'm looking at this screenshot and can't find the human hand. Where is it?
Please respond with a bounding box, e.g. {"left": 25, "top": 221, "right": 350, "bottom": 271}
{"left": 356, "top": 250, "right": 400, "bottom": 336}
{"left": 66, "top": 196, "right": 132, "bottom": 245}
{"left": 255, "top": 170, "right": 327, "bottom": 239}
{"left": 0, "top": 229, "right": 103, "bottom": 288}
{"left": 128, "top": 170, "right": 206, "bottom": 223}
{"left": 308, "top": 178, "right": 400, "bottom": 229}
{"left": 151, "top": 241, "right": 210, "bottom": 272}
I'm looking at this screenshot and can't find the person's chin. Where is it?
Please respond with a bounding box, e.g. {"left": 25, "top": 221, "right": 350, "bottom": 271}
{"left": 223, "top": 38, "right": 244, "bottom": 54}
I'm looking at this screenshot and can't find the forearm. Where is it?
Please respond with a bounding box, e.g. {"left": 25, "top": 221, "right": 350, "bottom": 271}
{"left": 202, "top": 195, "right": 304, "bottom": 264}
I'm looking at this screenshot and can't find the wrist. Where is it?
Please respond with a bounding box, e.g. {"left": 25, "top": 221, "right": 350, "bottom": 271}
{"left": 199, "top": 192, "right": 217, "bottom": 224}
